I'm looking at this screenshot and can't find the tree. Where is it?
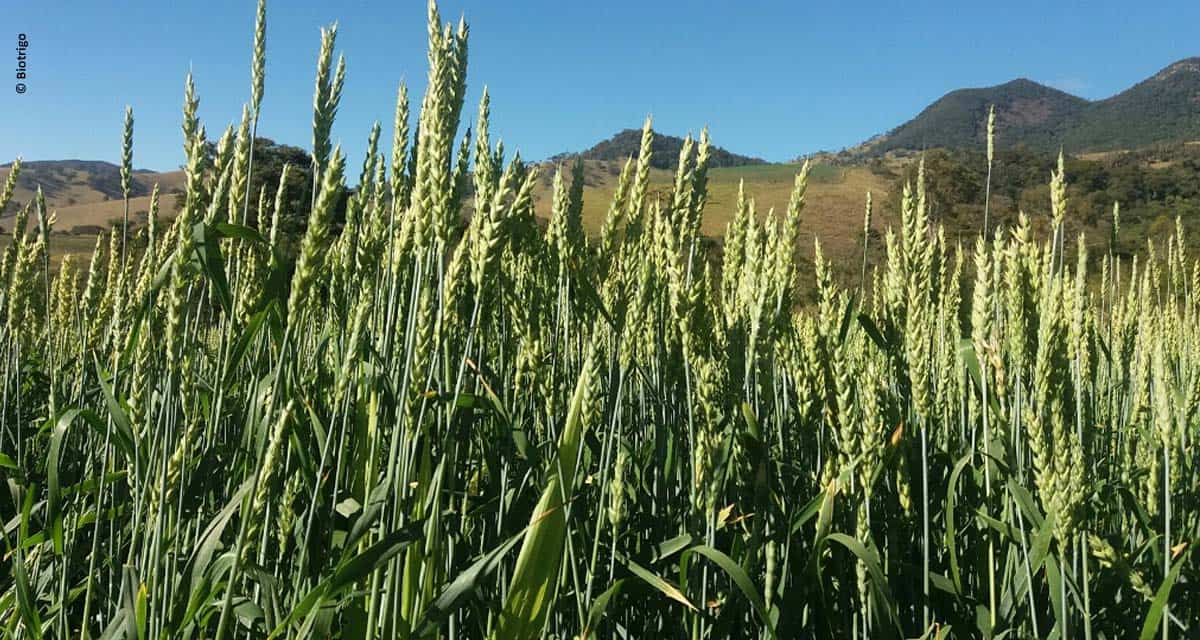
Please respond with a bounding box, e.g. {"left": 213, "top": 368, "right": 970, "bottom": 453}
{"left": 243, "top": 137, "right": 316, "bottom": 231}
{"left": 175, "top": 137, "right": 345, "bottom": 233}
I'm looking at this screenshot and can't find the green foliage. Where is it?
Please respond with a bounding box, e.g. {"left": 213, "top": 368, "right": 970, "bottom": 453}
{"left": 887, "top": 144, "right": 1200, "bottom": 251}
{"left": 235, "top": 137, "right": 319, "bottom": 231}
{"left": 179, "top": 136, "right": 336, "bottom": 232}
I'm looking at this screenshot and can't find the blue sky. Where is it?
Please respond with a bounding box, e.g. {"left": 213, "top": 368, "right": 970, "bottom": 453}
{"left": 3, "top": 1, "right": 1199, "bottom": 171}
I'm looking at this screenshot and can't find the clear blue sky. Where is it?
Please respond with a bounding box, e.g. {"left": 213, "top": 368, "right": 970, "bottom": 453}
{"left": 3, "top": 1, "right": 1198, "bottom": 171}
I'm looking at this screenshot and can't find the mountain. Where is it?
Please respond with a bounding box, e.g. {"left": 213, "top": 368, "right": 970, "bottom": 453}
{"left": 553, "top": 129, "right": 766, "bottom": 169}
{"left": 863, "top": 79, "right": 1087, "bottom": 155}
{"left": 1064, "top": 58, "right": 1200, "bottom": 150}
{"left": 0, "top": 160, "right": 184, "bottom": 233}
{"left": 858, "top": 58, "right": 1200, "bottom": 156}
{"left": 0, "top": 160, "right": 167, "bottom": 202}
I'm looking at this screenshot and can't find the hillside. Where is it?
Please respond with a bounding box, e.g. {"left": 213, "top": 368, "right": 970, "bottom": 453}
{"left": 552, "top": 129, "right": 766, "bottom": 170}
{"left": 9, "top": 155, "right": 886, "bottom": 283}
{"left": 860, "top": 140, "right": 1200, "bottom": 267}
{"left": 863, "top": 79, "right": 1087, "bottom": 155}
{"left": 1064, "top": 58, "right": 1200, "bottom": 150}
{"left": 531, "top": 159, "right": 891, "bottom": 273}
{"left": 0, "top": 160, "right": 184, "bottom": 233}
{"left": 858, "top": 57, "right": 1200, "bottom": 156}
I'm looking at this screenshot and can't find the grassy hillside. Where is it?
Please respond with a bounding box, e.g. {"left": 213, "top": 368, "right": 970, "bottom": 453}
{"left": 17, "top": 144, "right": 1193, "bottom": 288}
{"left": 530, "top": 159, "right": 891, "bottom": 270}
{"left": 6, "top": 156, "right": 886, "bottom": 280}
{"left": 0, "top": 160, "right": 184, "bottom": 233}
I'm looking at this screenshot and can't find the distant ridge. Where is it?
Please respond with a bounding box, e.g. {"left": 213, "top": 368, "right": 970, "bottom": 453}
{"left": 1063, "top": 58, "right": 1200, "bottom": 150}
{"left": 551, "top": 129, "right": 766, "bottom": 169}
{"left": 0, "top": 159, "right": 162, "bottom": 203}
{"left": 0, "top": 160, "right": 186, "bottom": 231}
{"left": 856, "top": 58, "right": 1200, "bottom": 155}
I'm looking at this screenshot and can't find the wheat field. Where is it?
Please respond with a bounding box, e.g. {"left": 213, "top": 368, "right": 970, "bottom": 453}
{"left": 0, "top": 2, "right": 1195, "bottom": 638}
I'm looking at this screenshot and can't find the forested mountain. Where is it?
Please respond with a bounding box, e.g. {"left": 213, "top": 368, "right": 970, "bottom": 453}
{"left": 552, "top": 128, "right": 765, "bottom": 169}
{"left": 858, "top": 58, "right": 1200, "bottom": 155}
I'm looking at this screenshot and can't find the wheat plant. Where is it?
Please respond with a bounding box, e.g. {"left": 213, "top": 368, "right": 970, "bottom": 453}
{"left": 0, "top": 2, "right": 1195, "bottom": 638}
